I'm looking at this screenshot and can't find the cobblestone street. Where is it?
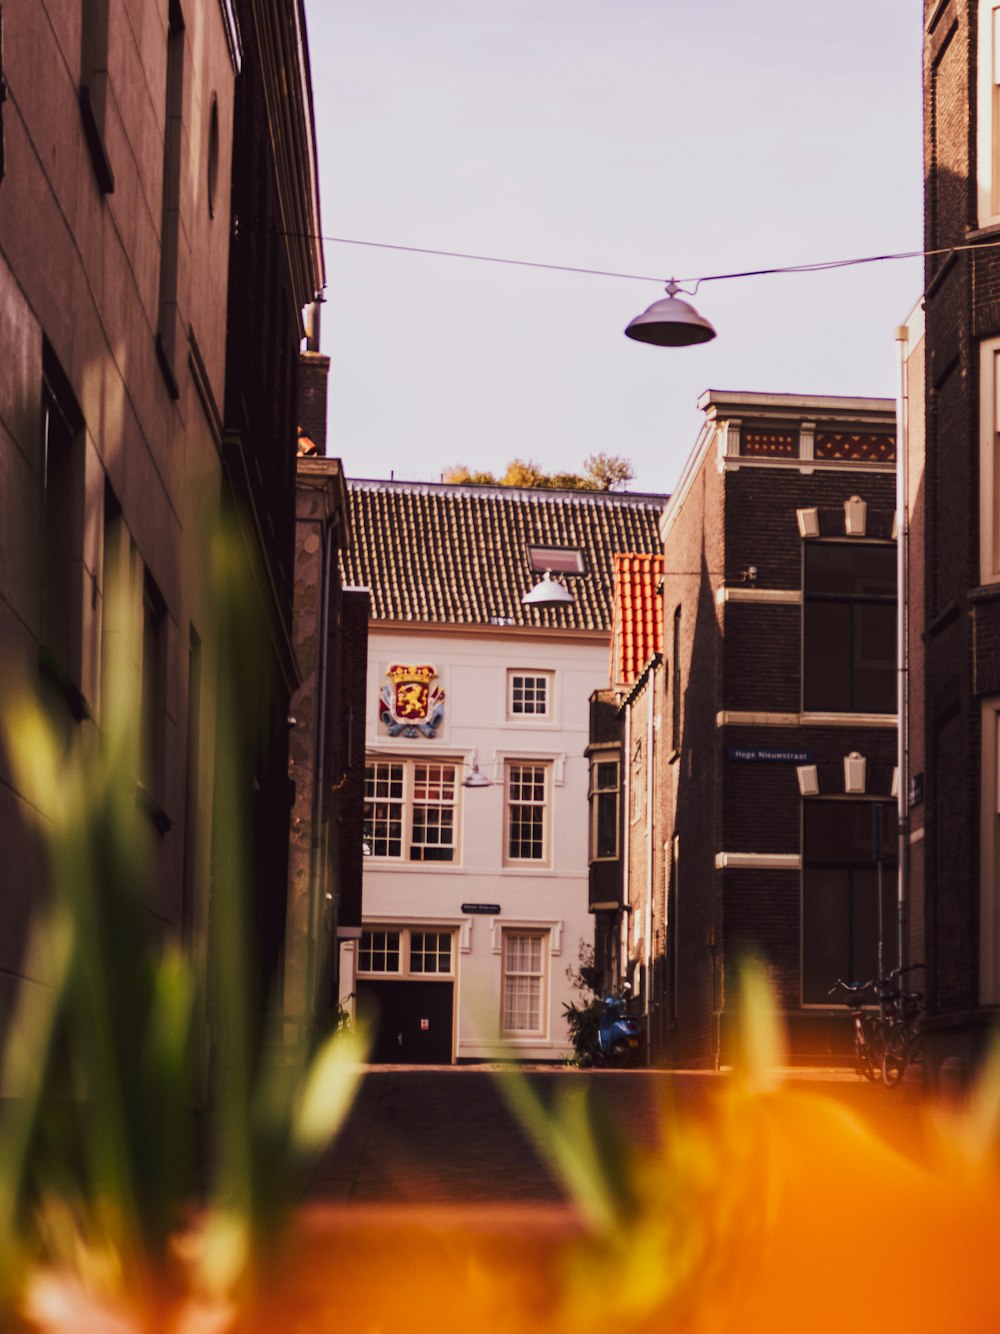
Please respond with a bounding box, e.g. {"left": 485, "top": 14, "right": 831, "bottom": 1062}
{"left": 306, "top": 1065, "right": 929, "bottom": 1204}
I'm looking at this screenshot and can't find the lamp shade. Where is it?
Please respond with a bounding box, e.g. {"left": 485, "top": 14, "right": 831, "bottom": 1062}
{"left": 625, "top": 286, "right": 716, "bottom": 347}
{"left": 521, "top": 570, "right": 574, "bottom": 606}
{"left": 462, "top": 765, "right": 492, "bottom": 789}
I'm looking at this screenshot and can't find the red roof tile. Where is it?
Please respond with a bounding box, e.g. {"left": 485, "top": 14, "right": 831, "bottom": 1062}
{"left": 612, "top": 553, "right": 664, "bottom": 685}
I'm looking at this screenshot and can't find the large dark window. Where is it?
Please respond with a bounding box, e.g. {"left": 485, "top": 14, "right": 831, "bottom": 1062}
{"left": 588, "top": 758, "right": 619, "bottom": 861}
{"left": 802, "top": 542, "right": 896, "bottom": 713}
{"left": 802, "top": 800, "right": 898, "bottom": 1004}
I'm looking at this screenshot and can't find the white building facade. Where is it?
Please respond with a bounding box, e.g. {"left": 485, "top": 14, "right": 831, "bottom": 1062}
{"left": 340, "top": 480, "right": 665, "bottom": 1062}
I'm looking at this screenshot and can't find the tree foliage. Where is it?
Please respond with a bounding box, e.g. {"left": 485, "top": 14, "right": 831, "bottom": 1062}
{"left": 442, "top": 451, "right": 635, "bottom": 492}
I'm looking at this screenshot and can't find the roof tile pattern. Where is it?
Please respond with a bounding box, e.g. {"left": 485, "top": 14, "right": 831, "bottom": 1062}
{"left": 613, "top": 553, "right": 664, "bottom": 685}
{"left": 343, "top": 480, "right": 665, "bottom": 632}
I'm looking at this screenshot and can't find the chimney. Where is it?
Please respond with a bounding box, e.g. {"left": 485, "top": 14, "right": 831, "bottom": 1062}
{"left": 298, "top": 298, "right": 330, "bottom": 454}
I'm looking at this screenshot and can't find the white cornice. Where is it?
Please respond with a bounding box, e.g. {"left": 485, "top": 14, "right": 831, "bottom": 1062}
{"left": 715, "top": 852, "right": 802, "bottom": 870}
{"left": 717, "top": 710, "right": 898, "bottom": 729}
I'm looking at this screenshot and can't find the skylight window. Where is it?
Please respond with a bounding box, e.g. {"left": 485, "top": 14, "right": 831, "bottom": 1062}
{"left": 527, "top": 546, "right": 585, "bottom": 575}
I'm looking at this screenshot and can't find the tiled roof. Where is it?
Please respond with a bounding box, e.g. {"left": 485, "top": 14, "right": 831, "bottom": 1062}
{"left": 612, "top": 553, "right": 664, "bottom": 685}
{"left": 342, "top": 479, "right": 666, "bottom": 632}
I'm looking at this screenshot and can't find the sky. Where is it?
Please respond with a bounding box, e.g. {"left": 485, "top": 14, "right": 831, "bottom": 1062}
{"left": 302, "top": 1, "right": 924, "bottom": 496}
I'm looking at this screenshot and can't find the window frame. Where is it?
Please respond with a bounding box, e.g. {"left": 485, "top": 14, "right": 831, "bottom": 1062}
{"left": 588, "top": 755, "right": 620, "bottom": 862}
{"left": 364, "top": 756, "right": 461, "bottom": 864}
{"left": 801, "top": 799, "right": 899, "bottom": 1007}
{"left": 978, "top": 0, "right": 1000, "bottom": 227}
{"left": 500, "top": 929, "right": 549, "bottom": 1037}
{"left": 801, "top": 539, "right": 897, "bottom": 716}
{"left": 503, "top": 760, "right": 551, "bottom": 867}
{"left": 357, "top": 926, "right": 455, "bottom": 979}
{"left": 507, "top": 669, "right": 554, "bottom": 721}
{"left": 981, "top": 337, "right": 1000, "bottom": 586}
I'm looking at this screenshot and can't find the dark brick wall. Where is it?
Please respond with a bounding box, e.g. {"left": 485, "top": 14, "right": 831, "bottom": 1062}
{"left": 922, "top": 0, "right": 1000, "bottom": 1029}
{"left": 334, "top": 587, "right": 370, "bottom": 937}
{"left": 723, "top": 605, "right": 800, "bottom": 713}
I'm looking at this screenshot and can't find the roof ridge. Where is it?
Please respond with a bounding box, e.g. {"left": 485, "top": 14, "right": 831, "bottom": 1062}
{"left": 347, "top": 477, "right": 670, "bottom": 506}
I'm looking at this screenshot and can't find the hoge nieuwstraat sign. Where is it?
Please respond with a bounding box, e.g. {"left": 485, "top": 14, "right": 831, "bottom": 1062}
{"left": 726, "top": 747, "right": 815, "bottom": 764}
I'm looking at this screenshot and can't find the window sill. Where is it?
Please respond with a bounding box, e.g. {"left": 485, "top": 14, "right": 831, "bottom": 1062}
{"left": 499, "top": 865, "right": 555, "bottom": 876}
{"left": 363, "top": 861, "right": 466, "bottom": 873}
{"left": 38, "top": 645, "right": 91, "bottom": 722}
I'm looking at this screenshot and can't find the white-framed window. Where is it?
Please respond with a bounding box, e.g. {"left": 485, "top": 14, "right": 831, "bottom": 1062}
{"left": 358, "top": 929, "right": 402, "bottom": 973}
{"left": 501, "top": 930, "right": 547, "bottom": 1035}
{"left": 588, "top": 756, "right": 620, "bottom": 861}
{"left": 358, "top": 927, "right": 455, "bottom": 978}
{"left": 978, "top": 1, "right": 1000, "bottom": 226}
{"left": 364, "top": 758, "right": 459, "bottom": 862}
{"left": 981, "top": 338, "right": 1000, "bottom": 585}
{"left": 504, "top": 761, "right": 550, "bottom": 864}
{"left": 507, "top": 669, "right": 553, "bottom": 719}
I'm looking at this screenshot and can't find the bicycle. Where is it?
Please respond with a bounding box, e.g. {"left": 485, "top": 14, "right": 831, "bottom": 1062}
{"left": 828, "top": 977, "right": 884, "bottom": 1081}
{"left": 877, "top": 964, "right": 926, "bottom": 1087}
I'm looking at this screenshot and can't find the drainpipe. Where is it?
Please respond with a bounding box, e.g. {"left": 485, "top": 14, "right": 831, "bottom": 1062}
{"left": 895, "top": 324, "right": 910, "bottom": 971}
{"left": 621, "top": 704, "right": 632, "bottom": 992}
{"left": 645, "top": 677, "right": 655, "bottom": 1049}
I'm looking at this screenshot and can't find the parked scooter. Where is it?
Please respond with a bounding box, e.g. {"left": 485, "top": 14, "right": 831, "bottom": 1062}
{"left": 589, "top": 983, "right": 641, "bottom": 1067}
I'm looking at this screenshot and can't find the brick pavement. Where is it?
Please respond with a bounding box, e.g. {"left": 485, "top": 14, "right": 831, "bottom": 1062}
{"left": 306, "top": 1065, "right": 930, "bottom": 1205}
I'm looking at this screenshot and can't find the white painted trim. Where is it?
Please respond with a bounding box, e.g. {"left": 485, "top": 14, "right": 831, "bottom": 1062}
{"left": 715, "top": 852, "right": 802, "bottom": 870}
{"left": 721, "top": 458, "right": 894, "bottom": 477}
{"left": 978, "top": 1, "right": 1000, "bottom": 227}
{"left": 490, "top": 918, "right": 564, "bottom": 955}
{"left": 361, "top": 914, "right": 473, "bottom": 954}
{"left": 717, "top": 710, "right": 898, "bottom": 729}
{"left": 716, "top": 587, "right": 802, "bottom": 605}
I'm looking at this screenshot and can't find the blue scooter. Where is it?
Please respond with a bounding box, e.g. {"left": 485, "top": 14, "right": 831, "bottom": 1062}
{"left": 590, "top": 983, "right": 641, "bottom": 1066}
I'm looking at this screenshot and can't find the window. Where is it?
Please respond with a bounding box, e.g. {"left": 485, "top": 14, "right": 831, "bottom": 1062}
{"left": 80, "top": 0, "right": 114, "bottom": 192}
{"left": 140, "top": 573, "right": 166, "bottom": 801}
{"left": 802, "top": 542, "right": 896, "bottom": 714}
{"left": 359, "top": 930, "right": 401, "bottom": 973}
{"left": 502, "top": 931, "right": 547, "bottom": 1035}
{"left": 358, "top": 928, "right": 454, "bottom": 978}
{"left": 981, "top": 338, "right": 1000, "bottom": 584}
{"left": 671, "top": 606, "right": 681, "bottom": 751}
{"left": 410, "top": 931, "right": 452, "bottom": 975}
{"left": 979, "top": 1, "right": 1000, "bottom": 226}
{"left": 508, "top": 670, "right": 552, "bottom": 719}
{"left": 527, "top": 546, "right": 584, "bottom": 575}
{"left": 157, "top": 0, "right": 186, "bottom": 394}
{"left": 589, "top": 758, "right": 620, "bottom": 860}
{"left": 364, "top": 759, "right": 458, "bottom": 862}
{"left": 505, "top": 761, "right": 549, "bottom": 864}
{"left": 802, "top": 801, "right": 898, "bottom": 1005}
{"left": 39, "top": 352, "right": 87, "bottom": 711}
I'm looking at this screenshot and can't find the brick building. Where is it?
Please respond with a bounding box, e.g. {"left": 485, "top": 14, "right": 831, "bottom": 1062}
{"left": 586, "top": 555, "right": 665, "bottom": 1051}
{"left": 636, "top": 392, "right": 899, "bottom": 1066}
{"left": 0, "top": 0, "right": 324, "bottom": 1047}
{"left": 915, "top": 0, "right": 1000, "bottom": 1072}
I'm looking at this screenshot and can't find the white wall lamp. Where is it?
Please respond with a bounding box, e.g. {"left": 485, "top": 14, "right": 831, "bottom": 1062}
{"left": 462, "top": 751, "right": 493, "bottom": 788}
{"left": 796, "top": 765, "right": 820, "bottom": 797}
{"left": 521, "top": 570, "right": 574, "bottom": 606}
